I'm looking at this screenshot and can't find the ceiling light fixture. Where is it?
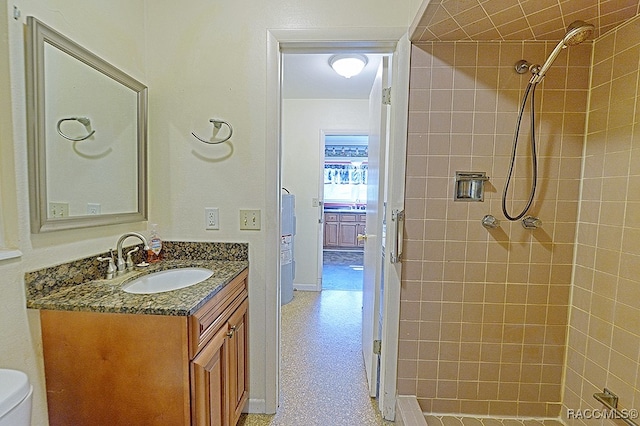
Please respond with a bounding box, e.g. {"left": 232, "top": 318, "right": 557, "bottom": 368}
{"left": 329, "top": 54, "right": 368, "bottom": 78}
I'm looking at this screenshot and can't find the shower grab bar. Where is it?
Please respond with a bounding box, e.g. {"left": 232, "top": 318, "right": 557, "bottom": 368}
{"left": 593, "top": 389, "right": 639, "bottom": 426}
{"left": 56, "top": 117, "right": 95, "bottom": 141}
{"left": 390, "top": 209, "right": 404, "bottom": 263}
{"left": 192, "top": 119, "right": 233, "bottom": 144}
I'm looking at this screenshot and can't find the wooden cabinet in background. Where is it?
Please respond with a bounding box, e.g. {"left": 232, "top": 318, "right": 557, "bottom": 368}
{"left": 323, "top": 212, "right": 366, "bottom": 249}
{"left": 41, "top": 269, "right": 249, "bottom": 426}
{"left": 323, "top": 213, "right": 339, "bottom": 247}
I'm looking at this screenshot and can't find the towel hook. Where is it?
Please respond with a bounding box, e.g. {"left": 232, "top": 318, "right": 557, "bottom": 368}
{"left": 56, "top": 117, "right": 96, "bottom": 141}
{"left": 192, "top": 119, "right": 233, "bottom": 144}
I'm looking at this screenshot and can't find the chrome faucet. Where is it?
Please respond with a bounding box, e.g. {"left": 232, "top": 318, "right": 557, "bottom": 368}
{"left": 116, "top": 232, "right": 150, "bottom": 274}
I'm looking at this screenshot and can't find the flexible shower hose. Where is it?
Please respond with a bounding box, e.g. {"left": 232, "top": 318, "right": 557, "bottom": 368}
{"left": 502, "top": 81, "right": 539, "bottom": 221}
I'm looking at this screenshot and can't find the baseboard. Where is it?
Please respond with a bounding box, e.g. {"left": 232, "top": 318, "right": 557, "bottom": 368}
{"left": 396, "top": 395, "right": 427, "bottom": 426}
{"left": 293, "top": 283, "right": 318, "bottom": 291}
{"left": 245, "top": 398, "right": 268, "bottom": 414}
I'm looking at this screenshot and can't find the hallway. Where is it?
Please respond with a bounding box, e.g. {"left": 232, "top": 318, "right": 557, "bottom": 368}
{"left": 239, "top": 253, "right": 390, "bottom": 425}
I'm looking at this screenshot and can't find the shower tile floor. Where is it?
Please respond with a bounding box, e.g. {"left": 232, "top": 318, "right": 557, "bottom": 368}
{"left": 425, "top": 416, "right": 564, "bottom": 426}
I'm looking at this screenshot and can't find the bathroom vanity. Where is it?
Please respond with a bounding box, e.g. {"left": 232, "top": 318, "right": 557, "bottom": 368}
{"left": 26, "top": 241, "right": 249, "bottom": 426}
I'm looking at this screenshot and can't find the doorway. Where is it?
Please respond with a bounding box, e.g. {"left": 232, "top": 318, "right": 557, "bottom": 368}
{"left": 266, "top": 31, "right": 410, "bottom": 419}
{"left": 321, "top": 133, "right": 368, "bottom": 292}
{"left": 280, "top": 52, "right": 382, "bottom": 294}
{"left": 280, "top": 48, "right": 386, "bottom": 409}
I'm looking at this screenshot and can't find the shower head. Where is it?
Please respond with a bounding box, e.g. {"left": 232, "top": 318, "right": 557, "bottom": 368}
{"left": 530, "top": 20, "right": 595, "bottom": 84}
{"left": 563, "top": 20, "right": 595, "bottom": 46}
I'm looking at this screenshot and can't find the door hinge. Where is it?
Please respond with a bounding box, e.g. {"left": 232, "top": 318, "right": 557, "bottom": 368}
{"left": 373, "top": 339, "right": 382, "bottom": 355}
{"left": 382, "top": 87, "right": 391, "bottom": 105}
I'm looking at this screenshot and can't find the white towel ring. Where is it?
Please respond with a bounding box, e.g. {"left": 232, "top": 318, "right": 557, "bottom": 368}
{"left": 192, "top": 119, "right": 233, "bottom": 144}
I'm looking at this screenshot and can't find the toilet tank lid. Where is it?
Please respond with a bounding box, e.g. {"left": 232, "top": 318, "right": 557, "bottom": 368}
{"left": 0, "top": 369, "right": 30, "bottom": 419}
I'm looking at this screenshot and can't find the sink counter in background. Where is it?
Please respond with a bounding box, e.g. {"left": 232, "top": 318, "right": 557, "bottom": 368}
{"left": 25, "top": 241, "right": 248, "bottom": 316}
{"left": 323, "top": 202, "right": 366, "bottom": 213}
{"left": 323, "top": 208, "right": 367, "bottom": 213}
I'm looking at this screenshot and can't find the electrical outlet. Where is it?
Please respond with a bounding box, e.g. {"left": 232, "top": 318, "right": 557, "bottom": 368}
{"left": 239, "top": 209, "right": 261, "bottom": 230}
{"left": 87, "top": 203, "right": 101, "bottom": 215}
{"left": 49, "top": 202, "right": 69, "bottom": 218}
{"left": 205, "top": 207, "right": 219, "bottom": 230}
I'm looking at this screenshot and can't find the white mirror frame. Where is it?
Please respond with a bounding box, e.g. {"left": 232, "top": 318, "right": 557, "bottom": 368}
{"left": 25, "top": 16, "right": 148, "bottom": 233}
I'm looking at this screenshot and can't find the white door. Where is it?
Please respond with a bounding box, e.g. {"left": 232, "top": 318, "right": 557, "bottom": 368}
{"left": 377, "top": 35, "right": 411, "bottom": 419}
{"left": 362, "top": 57, "right": 389, "bottom": 397}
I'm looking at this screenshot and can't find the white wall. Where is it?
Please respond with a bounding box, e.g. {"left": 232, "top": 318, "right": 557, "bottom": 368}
{"left": 282, "top": 99, "right": 369, "bottom": 289}
{"left": 144, "top": 2, "right": 417, "bottom": 412}
{"left": 2, "top": 0, "right": 421, "bottom": 423}
{"left": 2, "top": 1, "right": 146, "bottom": 425}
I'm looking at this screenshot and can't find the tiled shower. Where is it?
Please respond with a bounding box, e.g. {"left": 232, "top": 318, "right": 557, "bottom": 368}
{"left": 398, "top": 11, "right": 640, "bottom": 424}
{"left": 563, "top": 16, "right": 640, "bottom": 425}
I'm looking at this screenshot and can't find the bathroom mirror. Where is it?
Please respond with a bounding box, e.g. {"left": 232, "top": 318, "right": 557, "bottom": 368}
{"left": 25, "top": 16, "right": 148, "bottom": 233}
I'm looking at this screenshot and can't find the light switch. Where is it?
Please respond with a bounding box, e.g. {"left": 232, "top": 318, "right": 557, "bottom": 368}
{"left": 239, "top": 210, "right": 261, "bottom": 230}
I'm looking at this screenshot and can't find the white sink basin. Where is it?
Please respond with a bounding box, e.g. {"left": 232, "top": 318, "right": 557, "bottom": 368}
{"left": 123, "top": 267, "right": 213, "bottom": 294}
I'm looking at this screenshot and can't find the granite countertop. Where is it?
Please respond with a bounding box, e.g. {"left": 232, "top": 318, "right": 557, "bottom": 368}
{"left": 25, "top": 241, "right": 248, "bottom": 316}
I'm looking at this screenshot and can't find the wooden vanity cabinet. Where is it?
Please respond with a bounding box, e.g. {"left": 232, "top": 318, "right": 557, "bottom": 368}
{"left": 190, "top": 288, "right": 248, "bottom": 426}
{"left": 40, "top": 269, "right": 249, "bottom": 426}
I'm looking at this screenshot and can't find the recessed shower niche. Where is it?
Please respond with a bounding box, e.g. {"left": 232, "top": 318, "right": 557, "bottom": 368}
{"left": 454, "top": 171, "right": 489, "bottom": 202}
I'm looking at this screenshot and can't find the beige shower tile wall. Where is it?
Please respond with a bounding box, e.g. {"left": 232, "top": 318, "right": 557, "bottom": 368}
{"left": 400, "top": 41, "right": 591, "bottom": 417}
{"left": 562, "top": 15, "right": 640, "bottom": 426}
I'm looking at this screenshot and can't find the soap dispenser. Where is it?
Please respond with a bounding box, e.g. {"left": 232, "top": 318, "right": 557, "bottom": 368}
{"left": 147, "top": 224, "right": 163, "bottom": 263}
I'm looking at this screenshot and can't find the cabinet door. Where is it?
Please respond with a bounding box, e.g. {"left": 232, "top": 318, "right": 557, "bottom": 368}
{"left": 191, "top": 325, "right": 229, "bottom": 426}
{"left": 41, "top": 310, "right": 190, "bottom": 426}
{"left": 324, "top": 221, "right": 339, "bottom": 247}
{"left": 339, "top": 222, "right": 359, "bottom": 247}
{"left": 227, "top": 298, "right": 249, "bottom": 426}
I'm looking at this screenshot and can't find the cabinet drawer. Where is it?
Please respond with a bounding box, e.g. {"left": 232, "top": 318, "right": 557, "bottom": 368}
{"left": 324, "top": 213, "right": 338, "bottom": 222}
{"left": 189, "top": 269, "right": 248, "bottom": 359}
{"left": 339, "top": 213, "right": 358, "bottom": 222}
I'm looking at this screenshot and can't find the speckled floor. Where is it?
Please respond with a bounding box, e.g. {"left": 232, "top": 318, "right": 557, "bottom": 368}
{"left": 238, "top": 289, "right": 392, "bottom": 426}
{"left": 424, "top": 416, "right": 564, "bottom": 426}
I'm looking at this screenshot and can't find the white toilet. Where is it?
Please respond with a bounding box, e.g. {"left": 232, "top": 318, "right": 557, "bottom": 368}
{"left": 0, "top": 369, "right": 33, "bottom": 425}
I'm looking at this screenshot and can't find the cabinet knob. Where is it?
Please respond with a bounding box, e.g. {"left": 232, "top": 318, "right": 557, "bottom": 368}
{"left": 227, "top": 325, "right": 237, "bottom": 338}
